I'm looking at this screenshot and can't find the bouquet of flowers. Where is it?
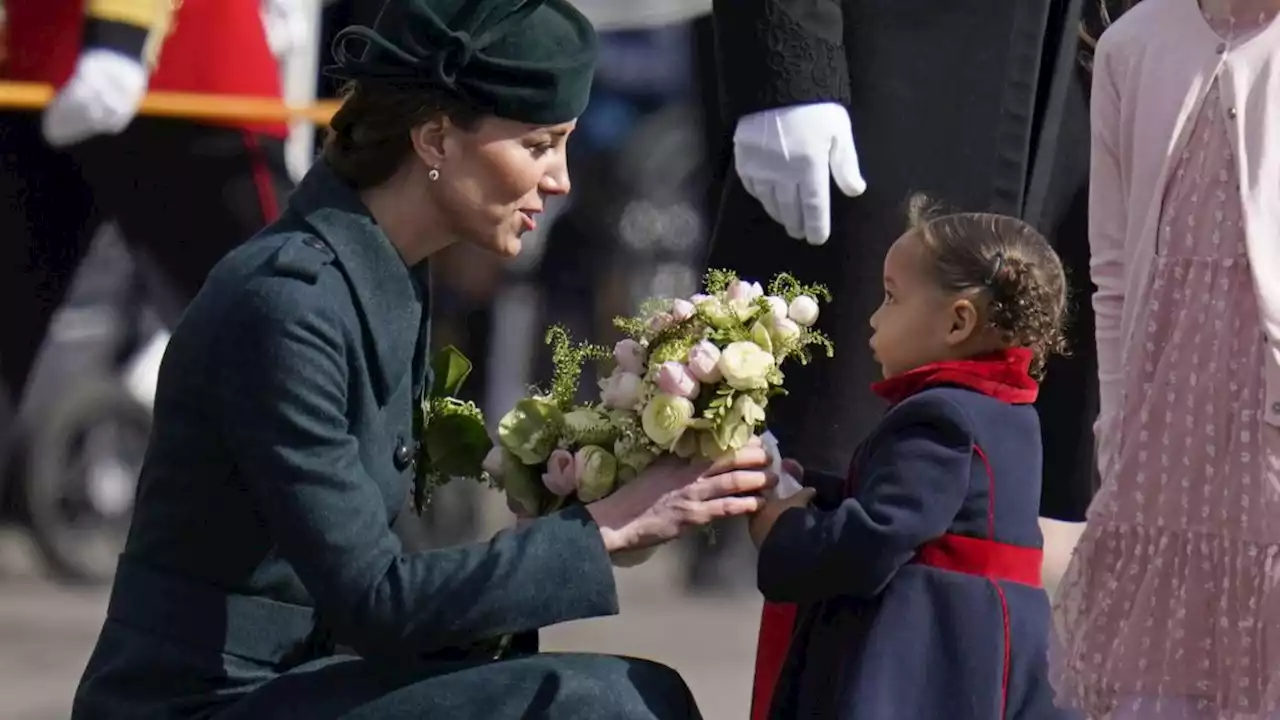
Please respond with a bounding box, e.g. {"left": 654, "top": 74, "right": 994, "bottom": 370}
{"left": 483, "top": 269, "right": 833, "bottom": 565}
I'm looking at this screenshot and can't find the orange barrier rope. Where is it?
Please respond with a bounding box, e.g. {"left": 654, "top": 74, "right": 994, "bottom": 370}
{"left": 0, "top": 81, "right": 341, "bottom": 125}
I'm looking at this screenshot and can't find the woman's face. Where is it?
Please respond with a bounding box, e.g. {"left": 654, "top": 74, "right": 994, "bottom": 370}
{"left": 429, "top": 115, "right": 575, "bottom": 258}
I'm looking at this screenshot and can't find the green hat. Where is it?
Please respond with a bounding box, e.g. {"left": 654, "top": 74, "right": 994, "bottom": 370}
{"left": 327, "top": 0, "right": 598, "bottom": 126}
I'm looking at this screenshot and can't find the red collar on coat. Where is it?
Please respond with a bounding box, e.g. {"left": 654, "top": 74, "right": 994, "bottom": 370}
{"left": 870, "top": 348, "right": 1039, "bottom": 405}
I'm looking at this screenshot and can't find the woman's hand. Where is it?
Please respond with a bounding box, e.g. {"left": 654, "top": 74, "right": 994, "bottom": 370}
{"left": 585, "top": 438, "right": 778, "bottom": 553}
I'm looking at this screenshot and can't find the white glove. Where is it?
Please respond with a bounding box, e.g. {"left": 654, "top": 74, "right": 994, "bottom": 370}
{"left": 733, "top": 102, "right": 867, "bottom": 246}
{"left": 761, "top": 431, "right": 805, "bottom": 500}
{"left": 261, "top": 0, "right": 310, "bottom": 60}
{"left": 42, "top": 49, "right": 149, "bottom": 148}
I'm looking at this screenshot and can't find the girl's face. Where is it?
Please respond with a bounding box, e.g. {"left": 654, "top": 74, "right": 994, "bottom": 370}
{"left": 868, "top": 232, "right": 990, "bottom": 378}
{"left": 423, "top": 116, "right": 576, "bottom": 258}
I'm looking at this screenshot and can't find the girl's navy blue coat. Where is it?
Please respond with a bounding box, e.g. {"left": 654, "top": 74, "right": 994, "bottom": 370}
{"left": 755, "top": 349, "right": 1063, "bottom": 720}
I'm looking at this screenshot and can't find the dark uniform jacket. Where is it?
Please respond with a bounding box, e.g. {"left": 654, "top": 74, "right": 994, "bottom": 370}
{"left": 754, "top": 349, "right": 1064, "bottom": 719}
{"left": 71, "top": 163, "right": 696, "bottom": 719}
{"left": 707, "top": 0, "right": 1099, "bottom": 521}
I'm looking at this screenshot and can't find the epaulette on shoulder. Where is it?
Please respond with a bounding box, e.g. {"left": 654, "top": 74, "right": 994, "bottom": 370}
{"left": 273, "top": 235, "right": 335, "bottom": 283}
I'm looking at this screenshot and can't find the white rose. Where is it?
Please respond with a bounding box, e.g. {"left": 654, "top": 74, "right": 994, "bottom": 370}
{"left": 640, "top": 393, "right": 696, "bottom": 448}
{"left": 788, "top": 295, "right": 820, "bottom": 327}
{"left": 768, "top": 316, "right": 802, "bottom": 346}
{"left": 716, "top": 341, "right": 775, "bottom": 391}
{"left": 599, "top": 370, "right": 644, "bottom": 410}
{"left": 763, "top": 295, "right": 789, "bottom": 321}
{"left": 726, "top": 280, "right": 764, "bottom": 303}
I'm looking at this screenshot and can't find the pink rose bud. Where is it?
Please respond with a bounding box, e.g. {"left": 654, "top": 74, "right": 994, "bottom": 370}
{"left": 541, "top": 448, "right": 579, "bottom": 496}
{"left": 613, "top": 338, "right": 647, "bottom": 374}
{"left": 670, "top": 298, "right": 696, "bottom": 322}
{"left": 600, "top": 370, "right": 644, "bottom": 409}
{"left": 686, "top": 341, "right": 723, "bottom": 383}
{"left": 656, "top": 361, "right": 700, "bottom": 399}
{"left": 647, "top": 312, "right": 674, "bottom": 333}
{"left": 764, "top": 295, "right": 789, "bottom": 320}
{"left": 726, "top": 280, "right": 764, "bottom": 303}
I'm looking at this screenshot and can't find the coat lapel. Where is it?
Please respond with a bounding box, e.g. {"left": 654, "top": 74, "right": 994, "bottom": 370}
{"left": 288, "top": 163, "right": 425, "bottom": 404}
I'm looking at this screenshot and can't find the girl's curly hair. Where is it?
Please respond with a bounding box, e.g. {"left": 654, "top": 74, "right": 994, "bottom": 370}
{"left": 906, "top": 194, "right": 1070, "bottom": 379}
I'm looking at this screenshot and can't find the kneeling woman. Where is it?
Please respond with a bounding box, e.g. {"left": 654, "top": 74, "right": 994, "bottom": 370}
{"left": 71, "top": 1, "right": 774, "bottom": 717}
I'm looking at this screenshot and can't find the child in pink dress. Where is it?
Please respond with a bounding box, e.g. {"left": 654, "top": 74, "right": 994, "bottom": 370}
{"left": 1052, "top": 0, "right": 1280, "bottom": 717}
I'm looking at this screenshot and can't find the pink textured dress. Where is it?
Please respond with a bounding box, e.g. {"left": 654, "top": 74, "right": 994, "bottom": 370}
{"left": 1051, "top": 2, "right": 1280, "bottom": 718}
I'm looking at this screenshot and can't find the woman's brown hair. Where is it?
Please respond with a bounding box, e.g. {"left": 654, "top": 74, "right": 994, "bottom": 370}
{"left": 905, "top": 195, "right": 1070, "bottom": 378}
{"left": 322, "top": 80, "right": 485, "bottom": 189}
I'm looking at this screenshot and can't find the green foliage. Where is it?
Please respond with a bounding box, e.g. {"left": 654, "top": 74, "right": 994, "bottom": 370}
{"left": 413, "top": 347, "right": 493, "bottom": 513}
{"left": 545, "top": 325, "right": 610, "bottom": 410}
{"left": 702, "top": 268, "right": 738, "bottom": 295}
{"left": 703, "top": 385, "right": 736, "bottom": 425}
{"left": 767, "top": 272, "right": 831, "bottom": 303}
{"left": 430, "top": 345, "right": 473, "bottom": 399}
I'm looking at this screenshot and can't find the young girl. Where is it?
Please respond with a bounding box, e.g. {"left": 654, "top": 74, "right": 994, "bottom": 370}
{"left": 1052, "top": 0, "right": 1280, "bottom": 717}
{"left": 748, "top": 200, "right": 1070, "bottom": 719}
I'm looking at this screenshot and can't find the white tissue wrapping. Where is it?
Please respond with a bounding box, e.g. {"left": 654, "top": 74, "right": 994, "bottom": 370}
{"left": 761, "top": 430, "right": 804, "bottom": 500}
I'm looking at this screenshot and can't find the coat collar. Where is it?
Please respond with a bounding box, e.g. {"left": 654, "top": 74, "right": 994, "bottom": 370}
{"left": 870, "top": 348, "right": 1039, "bottom": 406}
{"left": 289, "top": 162, "right": 429, "bottom": 402}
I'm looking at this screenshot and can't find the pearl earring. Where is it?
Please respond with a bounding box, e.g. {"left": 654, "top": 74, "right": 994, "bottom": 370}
{"left": 428, "top": 167, "right": 441, "bottom": 181}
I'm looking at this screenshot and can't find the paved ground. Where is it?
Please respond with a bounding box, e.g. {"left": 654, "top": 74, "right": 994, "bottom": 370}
{"left": 0, "top": 526, "right": 765, "bottom": 720}
{"left": 0, "top": 519, "right": 1082, "bottom": 720}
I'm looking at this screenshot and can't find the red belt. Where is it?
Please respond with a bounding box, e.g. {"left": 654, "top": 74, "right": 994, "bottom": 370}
{"left": 913, "top": 532, "right": 1043, "bottom": 587}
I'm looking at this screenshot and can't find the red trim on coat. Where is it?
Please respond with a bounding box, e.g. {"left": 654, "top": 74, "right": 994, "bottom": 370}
{"left": 750, "top": 601, "right": 798, "bottom": 720}
{"left": 974, "top": 445, "right": 996, "bottom": 539}
{"left": 243, "top": 132, "right": 281, "bottom": 223}
{"left": 993, "top": 580, "right": 1012, "bottom": 718}
{"left": 870, "top": 348, "right": 1039, "bottom": 406}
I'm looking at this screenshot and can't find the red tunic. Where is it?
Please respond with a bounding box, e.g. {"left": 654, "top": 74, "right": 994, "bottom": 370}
{"left": 3, "top": 0, "right": 287, "bottom": 137}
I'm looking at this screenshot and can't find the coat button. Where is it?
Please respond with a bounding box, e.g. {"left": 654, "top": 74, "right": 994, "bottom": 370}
{"left": 394, "top": 438, "right": 415, "bottom": 471}
{"left": 1216, "top": 42, "right": 1227, "bottom": 54}
{"left": 303, "top": 236, "right": 327, "bottom": 250}
{"left": 1227, "top": 107, "right": 1238, "bottom": 119}
{"left": 1272, "top": 402, "right": 1280, "bottom": 416}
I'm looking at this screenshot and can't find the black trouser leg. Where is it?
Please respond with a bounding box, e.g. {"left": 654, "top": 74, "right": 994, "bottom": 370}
{"left": 0, "top": 113, "right": 104, "bottom": 399}
{"left": 72, "top": 118, "right": 293, "bottom": 323}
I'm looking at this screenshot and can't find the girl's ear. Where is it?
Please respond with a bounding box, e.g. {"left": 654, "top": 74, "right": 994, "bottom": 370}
{"left": 945, "top": 298, "right": 980, "bottom": 347}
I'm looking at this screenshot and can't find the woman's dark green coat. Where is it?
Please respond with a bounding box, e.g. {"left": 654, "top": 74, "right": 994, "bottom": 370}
{"left": 71, "top": 163, "right": 699, "bottom": 719}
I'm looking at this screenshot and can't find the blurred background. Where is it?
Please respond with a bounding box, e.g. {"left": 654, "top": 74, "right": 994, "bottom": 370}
{"left": 0, "top": 2, "right": 1080, "bottom": 717}
{"left": 0, "top": 1, "right": 775, "bottom": 717}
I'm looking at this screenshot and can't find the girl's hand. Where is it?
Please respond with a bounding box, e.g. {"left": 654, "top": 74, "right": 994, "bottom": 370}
{"left": 749, "top": 486, "right": 817, "bottom": 548}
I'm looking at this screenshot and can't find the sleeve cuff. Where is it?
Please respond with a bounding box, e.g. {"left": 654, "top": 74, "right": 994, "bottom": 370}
{"left": 756, "top": 506, "right": 813, "bottom": 601}
{"left": 524, "top": 504, "right": 620, "bottom": 622}
{"left": 82, "top": 18, "right": 150, "bottom": 60}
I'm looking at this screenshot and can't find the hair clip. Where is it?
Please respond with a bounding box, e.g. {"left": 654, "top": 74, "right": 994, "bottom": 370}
{"left": 985, "top": 252, "right": 1005, "bottom": 286}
